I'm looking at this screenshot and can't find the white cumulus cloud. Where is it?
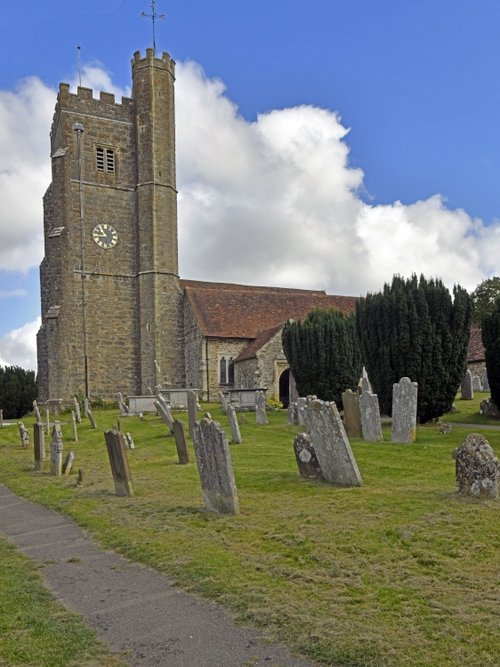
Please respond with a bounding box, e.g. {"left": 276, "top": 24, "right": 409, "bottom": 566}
{"left": 0, "top": 318, "right": 40, "bottom": 370}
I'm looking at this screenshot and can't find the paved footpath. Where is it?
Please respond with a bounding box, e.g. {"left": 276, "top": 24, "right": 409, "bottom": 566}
{"left": 0, "top": 485, "right": 318, "bottom": 667}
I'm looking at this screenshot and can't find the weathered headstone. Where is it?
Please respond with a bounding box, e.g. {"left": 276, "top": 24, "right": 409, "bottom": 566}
{"left": 77, "top": 468, "right": 84, "bottom": 486}
{"left": 219, "top": 392, "right": 229, "bottom": 414}
{"left": 124, "top": 432, "right": 135, "bottom": 449}
{"left": 18, "top": 422, "right": 30, "bottom": 448}
{"left": 50, "top": 424, "right": 63, "bottom": 477}
{"left": 173, "top": 419, "right": 189, "bottom": 465}
{"left": 358, "top": 368, "right": 373, "bottom": 394}
{"left": 296, "top": 397, "right": 307, "bottom": 426}
{"left": 453, "top": 433, "right": 499, "bottom": 499}
{"left": 227, "top": 405, "right": 242, "bottom": 444}
{"left": 359, "top": 391, "right": 383, "bottom": 442}
{"left": 255, "top": 390, "right": 268, "bottom": 425}
{"left": 84, "top": 397, "right": 90, "bottom": 416}
{"left": 293, "top": 432, "right": 322, "bottom": 479}
{"left": 33, "top": 422, "right": 45, "bottom": 471}
{"left": 154, "top": 399, "right": 174, "bottom": 433}
{"left": 391, "top": 377, "right": 418, "bottom": 444}
{"left": 104, "top": 430, "right": 134, "bottom": 497}
{"left": 86, "top": 405, "right": 97, "bottom": 429}
{"left": 73, "top": 396, "right": 81, "bottom": 423}
{"left": 187, "top": 390, "right": 197, "bottom": 437}
{"left": 117, "top": 392, "right": 129, "bottom": 416}
{"left": 304, "top": 399, "right": 362, "bottom": 486}
{"left": 62, "top": 451, "right": 75, "bottom": 476}
{"left": 480, "top": 398, "right": 500, "bottom": 417}
{"left": 439, "top": 423, "right": 452, "bottom": 435}
{"left": 192, "top": 417, "right": 239, "bottom": 514}
{"left": 33, "top": 400, "right": 42, "bottom": 424}
{"left": 482, "top": 368, "right": 490, "bottom": 393}
{"left": 471, "top": 374, "right": 482, "bottom": 392}
{"left": 342, "top": 389, "right": 362, "bottom": 439}
{"left": 287, "top": 401, "right": 299, "bottom": 425}
{"left": 71, "top": 410, "right": 78, "bottom": 443}
{"left": 461, "top": 370, "right": 474, "bottom": 400}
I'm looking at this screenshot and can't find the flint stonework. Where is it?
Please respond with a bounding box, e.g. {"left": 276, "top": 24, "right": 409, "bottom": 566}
{"left": 461, "top": 370, "right": 474, "bottom": 400}
{"left": 359, "top": 392, "right": 383, "bottom": 442}
{"left": 453, "top": 433, "right": 499, "bottom": 499}
{"left": 33, "top": 422, "right": 45, "bottom": 471}
{"left": 192, "top": 417, "right": 239, "bottom": 515}
{"left": 342, "top": 389, "right": 362, "bottom": 439}
{"left": 391, "top": 377, "right": 418, "bottom": 444}
{"left": 304, "top": 399, "right": 362, "bottom": 486}
{"left": 187, "top": 390, "right": 197, "bottom": 437}
{"left": 172, "top": 420, "right": 189, "bottom": 465}
{"left": 255, "top": 390, "right": 268, "bottom": 425}
{"left": 293, "top": 432, "right": 322, "bottom": 480}
{"left": 227, "top": 405, "right": 242, "bottom": 444}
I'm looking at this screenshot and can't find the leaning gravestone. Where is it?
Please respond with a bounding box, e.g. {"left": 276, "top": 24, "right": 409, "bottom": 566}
{"left": 33, "top": 400, "right": 42, "bottom": 425}
{"left": 62, "top": 451, "right": 75, "bottom": 476}
{"left": 342, "top": 389, "right": 362, "bottom": 439}
{"left": 117, "top": 392, "right": 129, "bottom": 417}
{"left": 482, "top": 368, "right": 490, "bottom": 393}
{"left": 192, "top": 417, "right": 239, "bottom": 514}
{"left": 359, "top": 391, "right": 383, "bottom": 442}
{"left": 391, "top": 377, "right": 418, "bottom": 444}
{"left": 86, "top": 405, "right": 97, "bottom": 429}
{"left": 73, "top": 396, "right": 81, "bottom": 423}
{"left": 18, "top": 422, "right": 30, "bottom": 448}
{"left": 154, "top": 399, "right": 174, "bottom": 434}
{"left": 50, "top": 423, "right": 63, "bottom": 477}
{"left": 461, "top": 370, "right": 474, "bottom": 400}
{"left": 453, "top": 433, "right": 499, "bottom": 499}
{"left": 227, "top": 405, "right": 242, "bottom": 444}
{"left": 219, "top": 392, "right": 229, "bottom": 414}
{"left": 71, "top": 410, "right": 78, "bottom": 443}
{"left": 304, "top": 399, "right": 362, "bottom": 486}
{"left": 255, "top": 390, "right": 268, "bottom": 425}
{"left": 33, "top": 422, "right": 45, "bottom": 471}
{"left": 293, "top": 432, "right": 322, "bottom": 480}
{"left": 172, "top": 420, "right": 189, "bottom": 465}
{"left": 187, "top": 390, "right": 197, "bottom": 437}
{"left": 124, "top": 432, "right": 135, "bottom": 450}
{"left": 104, "top": 430, "right": 134, "bottom": 497}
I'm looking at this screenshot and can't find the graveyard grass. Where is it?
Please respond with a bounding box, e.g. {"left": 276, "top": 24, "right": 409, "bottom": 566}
{"left": 0, "top": 405, "right": 499, "bottom": 667}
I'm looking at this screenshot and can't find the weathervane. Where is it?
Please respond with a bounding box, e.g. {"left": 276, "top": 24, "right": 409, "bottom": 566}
{"left": 141, "top": 1, "right": 165, "bottom": 54}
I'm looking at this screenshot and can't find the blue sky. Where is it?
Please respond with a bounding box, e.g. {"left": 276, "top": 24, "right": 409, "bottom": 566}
{"left": 1, "top": 0, "right": 500, "bottom": 368}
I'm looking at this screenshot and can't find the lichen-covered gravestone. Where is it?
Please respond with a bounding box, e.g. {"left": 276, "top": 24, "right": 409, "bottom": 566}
{"left": 287, "top": 401, "right": 299, "bottom": 425}
{"left": 296, "top": 397, "right": 307, "bottom": 426}
{"left": 50, "top": 423, "right": 63, "bottom": 477}
{"left": 255, "top": 390, "right": 268, "bottom": 425}
{"left": 192, "top": 417, "right": 239, "bottom": 514}
{"left": 104, "top": 430, "right": 134, "bottom": 497}
{"left": 461, "top": 370, "right": 474, "bottom": 400}
{"left": 453, "top": 433, "right": 499, "bottom": 499}
{"left": 227, "top": 405, "right": 242, "bottom": 444}
{"left": 293, "top": 432, "right": 322, "bottom": 479}
{"left": 359, "top": 391, "right": 383, "bottom": 442}
{"left": 391, "top": 377, "right": 418, "bottom": 444}
{"left": 342, "top": 389, "right": 362, "bottom": 439}
{"left": 303, "top": 399, "right": 362, "bottom": 486}
{"left": 154, "top": 399, "right": 174, "bottom": 434}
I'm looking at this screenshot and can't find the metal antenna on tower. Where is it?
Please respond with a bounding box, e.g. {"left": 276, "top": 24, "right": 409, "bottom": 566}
{"left": 141, "top": 1, "right": 165, "bottom": 53}
{"left": 77, "top": 46, "right": 82, "bottom": 87}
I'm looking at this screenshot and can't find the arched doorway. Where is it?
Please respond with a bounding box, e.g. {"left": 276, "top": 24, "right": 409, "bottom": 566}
{"left": 279, "top": 368, "right": 290, "bottom": 408}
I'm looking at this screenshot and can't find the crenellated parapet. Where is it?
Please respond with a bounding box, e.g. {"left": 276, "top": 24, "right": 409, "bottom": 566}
{"left": 132, "top": 48, "right": 175, "bottom": 77}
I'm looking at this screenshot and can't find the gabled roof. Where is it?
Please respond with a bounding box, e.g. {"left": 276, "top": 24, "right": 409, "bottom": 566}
{"left": 234, "top": 324, "right": 283, "bottom": 363}
{"left": 180, "top": 279, "right": 357, "bottom": 339}
{"left": 467, "top": 324, "right": 485, "bottom": 363}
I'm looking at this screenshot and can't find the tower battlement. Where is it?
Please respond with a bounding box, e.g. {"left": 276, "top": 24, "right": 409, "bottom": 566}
{"left": 132, "top": 48, "right": 175, "bottom": 77}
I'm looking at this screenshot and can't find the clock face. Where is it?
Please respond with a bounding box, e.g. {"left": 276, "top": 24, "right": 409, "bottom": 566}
{"left": 92, "top": 223, "right": 118, "bottom": 249}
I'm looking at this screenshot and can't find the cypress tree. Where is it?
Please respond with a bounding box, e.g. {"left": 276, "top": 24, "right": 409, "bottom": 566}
{"left": 356, "top": 275, "right": 472, "bottom": 422}
{"left": 0, "top": 366, "right": 38, "bottom": 419}
{"left": 282, "top": 308, "right": 362, "bottom": 408}
{"left": 481, "top": 297, "right": 500, "bottom": 408}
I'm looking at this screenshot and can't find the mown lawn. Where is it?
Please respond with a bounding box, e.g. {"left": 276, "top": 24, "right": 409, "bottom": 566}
{"left": 0, "top": 405, "right": 499, "bottom": 667}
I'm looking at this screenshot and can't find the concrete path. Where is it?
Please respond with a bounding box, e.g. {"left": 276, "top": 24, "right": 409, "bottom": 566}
{"left": 0, "top": 485, "right": 318, "bottom": 667}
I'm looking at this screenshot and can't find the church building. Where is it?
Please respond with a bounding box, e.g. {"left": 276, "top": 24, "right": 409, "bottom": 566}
{"left": 37, "top": 49, "right": 356, "bottom": 405}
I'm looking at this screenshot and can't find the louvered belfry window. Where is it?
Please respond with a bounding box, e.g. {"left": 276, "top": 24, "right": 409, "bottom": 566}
{"left": 96, "top": 147, "right": 115, "bottom": 173}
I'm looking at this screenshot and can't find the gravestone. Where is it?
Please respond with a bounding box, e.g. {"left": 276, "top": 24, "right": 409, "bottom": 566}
{"left": 124, "top": 432, "right": 135, "bottom": 449}
{"left": 342, "top": 389, "right": 362, "bottom": 439}
{"left": 33, "top": 422, "right": 45, "bottom": 471}
{"left": 62, "top": 451, "right": 75, "bottom": 476}
{"left": 33, "top": 400, "right": 42, "bottom": 424}
{"left": 18, "top": 422, "right": 30, "bottom": 448}
{"left": 71, "top": 410, "right": 78, "bottom": 443}
{"left": 86, "top": 405, "right": 97, "bottom": 429}
{"left": 482, "top": 368, "right": 490, "bottom": 393}
{"left": 219, "top": 392, "right": 229, "bottom": 414}
{"left": 461, "top": 370, "right": 474, "bottom": 400}
{"left": 358, "top": 368, "right": 372, "bottom": 394}
{"left": 117, "top": 392, "right": 129, "bottom": 416}
{"left": 287, "top": 402, "right": 299, "bottom": 425}
{"left": 453, "top": 433, "right": 499, "bottom": 499}
{"left": 187, "top": 390, "right": 197, "bottom": 437}
{"left": 173, "top": 420, "right": 189, "bottom": 465}
{"left": 255, "top": 390, "right": 268, "bottom": 425}
{"left": 471, "top": 374, "right": 482, "bottom": 392}
{"left": 154, "top": 399, "right": 174, "bottom": 433}
{"left": 73, "top": 396, "right": 81, "bottom": 423}
{"left": 104, "top": 430, "right": 134, "bottom": 496}
{"left": 227, "top": 405, "right": 242, "bottom": 444}
{"left": 304, "top": 399, "right": 362, "bottom": 486}
{"left": 296, "top": 397, "right": 307, "bottom": 426}
{"left": 391, "top": 377, "right": 418, "bottom": 444}
{"left": 359, "top": 391, "right": 383, "bottom": 442}
{"left": 84, "top": 397, "right": 90, "bottom": 416}
{"left": 192, "top": 417, "right": 239, "bottom": 514}
{"left": 293, "top": 432, "right": 322, "bottom": 479}
{"left": 50, "top": 423, "right": 63, "bottom": 476}
{"left": 439, "top": 423, "right": 452, "bottom": 435}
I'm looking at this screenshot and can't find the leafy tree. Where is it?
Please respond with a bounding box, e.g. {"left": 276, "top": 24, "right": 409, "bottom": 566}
{"left": 282, "top": 308, "right": 362, "bottom": 408}
{"left": 481, "top": 297, "right": 500, "bottom": 408}
{"left": 471, "top": 276, "right": 500, "bottom": 323}
{"left": 0, "top": 366, "right": 38, "bottom": 419}
{"left": 356, "top": 275, "right": 472, "bottom": 423}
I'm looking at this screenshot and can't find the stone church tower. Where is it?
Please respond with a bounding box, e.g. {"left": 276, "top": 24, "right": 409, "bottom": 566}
{"left": 37, "top": 49, "right": 185, "bottom": 401}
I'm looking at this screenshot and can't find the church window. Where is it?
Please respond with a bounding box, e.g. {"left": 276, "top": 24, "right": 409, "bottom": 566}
{"left": 96, "top": 147, "right": 115, "bottom": 173}
{"left": 228, "top": 358, "right": 235, "bottom": 384}
{"left": 219, "top": 356, "right": 235, "bottom": 385}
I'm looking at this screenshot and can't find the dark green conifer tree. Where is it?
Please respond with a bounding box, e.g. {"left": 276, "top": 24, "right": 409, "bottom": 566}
{"left": 481, "top": 297, "right": 500, "bottom": 408}
{"left": 282, "top": 309, "right": 362, "bottom": 408}
{"left": 356, "top": 275, "right": 472, "bottom": 422}
{"left": 0, "top": 366, "right": 38, "bottom": 419}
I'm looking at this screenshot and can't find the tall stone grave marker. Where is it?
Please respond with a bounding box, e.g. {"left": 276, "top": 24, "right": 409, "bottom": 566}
{"left": 453, "top": 433, "right": 499, "bottom": 499}
{"left": 73, "top": 396, "right": 81, "bottom": 423}
{"left": 287, "top": 402, "right": 299, "bottom": 425}
{"left": 192, "top": 417, "right": 239, "bottom": 514}
{"left": 172, "top": 420, "right": 189, "bottom": 464}
{"left": 342, "top": 389, "right": 362, "bottom": 439}
{"left": 296, "top": 397, "right": 307, "bottom": 425}
{"left": 117, "top": 392, "right": 129, "bottom": 416}
{"left": 154, "top": 399, "right": 174, "bottom": 434}
{"left": 471, "top": 374, "right": 482, "bottom": 392}
{"left": 304, "top": 399, "right": 362, "bottom": 486}
{"left": 227, "top": 405, "right": 242, "bottom": 444}
{"left": 50, "top": 422, "right": 63, "bottom": 476}
{"left": 391, "top": 377, "right": 418, "bottom": 444}
{"left": 219, "top": 392, "right": 229, "bottom": 414}
{"left": 293, "top": 432, "right": 322, "bottom": 480}
{"left": 359, "top": 392, "right": 383, "bottom": 442}
{"left": 33, "top": 400, "right": 42, "bottom": 425}
{"left": 461, "top": 370, "right": 474, "bottom": 400}
{"left": 33, "top": 422, "right": 45, "bottom": 471}
{"left": 104, "top": 430, "right": 134, "bottom": 497}
{"left": 18, "top": 422, "right": 30, "bottom": 448}
{"left": 86, "top": 405, "right": 97, "bottom": 429}
{"left": 71, "top": 410, "right": 78, "bottom": 443}
{"left": 482, "top": 368, "right": 490, "bottom": 393}
{"left": 187, "top": 390, "right": 197, "bottom": 437}
{"left": 255, "top": 390, "right": 268, "bottom": 425}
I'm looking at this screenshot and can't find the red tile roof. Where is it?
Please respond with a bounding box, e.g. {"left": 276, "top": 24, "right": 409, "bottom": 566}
{"left": 234, "top": 324, "right": 283, "bottom": 362}
{"left": 181, "top": 279, "right": 357, "bottom": 339}
{"left": 467, "top": 324, "right": 485, "bottom": 363}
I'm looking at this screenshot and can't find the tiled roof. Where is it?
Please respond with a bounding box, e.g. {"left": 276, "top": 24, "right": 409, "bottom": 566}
{"left": 234, "top": 324, "right": 284, "bottom": 363}
{"left": 467, "top": 324, "right": 485, "bottom": 363}
{"left": 181, "top": 279, "right": 357, "bottom": 339}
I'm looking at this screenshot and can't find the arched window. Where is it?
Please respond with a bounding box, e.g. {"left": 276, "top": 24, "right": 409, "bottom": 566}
{"left": 228, "top": 358, "right": 235, "bottom": 385}
{"left": 219, "top": 357, "right": 227, "bottom": 384}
